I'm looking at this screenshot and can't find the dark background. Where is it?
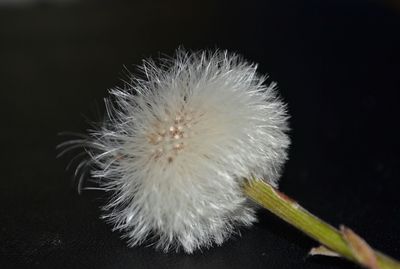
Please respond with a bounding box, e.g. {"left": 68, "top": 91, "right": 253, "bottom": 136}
{"left": 1, "top": 0, "right": 399, "bottom": 268}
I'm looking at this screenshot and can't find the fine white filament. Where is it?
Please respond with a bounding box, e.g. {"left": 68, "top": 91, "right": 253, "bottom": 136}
{"left": 62, "top": 50, "right": 290, "bottom": 253}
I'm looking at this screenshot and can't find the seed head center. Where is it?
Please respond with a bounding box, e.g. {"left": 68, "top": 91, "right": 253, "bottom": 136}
{"left": 147, "top": 111, "right": 194, "bottom": 162}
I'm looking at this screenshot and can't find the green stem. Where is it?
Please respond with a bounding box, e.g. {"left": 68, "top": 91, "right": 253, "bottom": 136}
{"left": 244, "top": 179, "right": 400, "bottom": 269}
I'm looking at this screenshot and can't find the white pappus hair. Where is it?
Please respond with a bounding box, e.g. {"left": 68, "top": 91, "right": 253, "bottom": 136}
{"left": 61, "top": 50, "right": 290, "bottom": 253}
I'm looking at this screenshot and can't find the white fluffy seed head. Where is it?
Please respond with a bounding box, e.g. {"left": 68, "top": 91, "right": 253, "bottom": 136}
{"left": 67, "top": 50, "right": 290, "bottom": 253}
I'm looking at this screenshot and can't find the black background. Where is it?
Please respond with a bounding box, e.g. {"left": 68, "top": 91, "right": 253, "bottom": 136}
{"left": 1, "top": 0, "right": 399, "bottom": 268}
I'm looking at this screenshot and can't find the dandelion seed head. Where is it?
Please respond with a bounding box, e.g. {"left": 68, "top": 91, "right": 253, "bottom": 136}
{"left": 65, "top": 49, "right": 290, "bottom": 253}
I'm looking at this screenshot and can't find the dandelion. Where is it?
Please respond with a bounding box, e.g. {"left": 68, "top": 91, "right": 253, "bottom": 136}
{"left": 60, "top": 50, "right": 290, "bottom": 253}
{"left": 59, "top": 50, "right": 400, "bottom": 269}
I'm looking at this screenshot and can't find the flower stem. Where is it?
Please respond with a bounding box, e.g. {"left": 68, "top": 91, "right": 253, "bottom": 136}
{"left": 244, "top": 179, "right": 400, "bottom": 269}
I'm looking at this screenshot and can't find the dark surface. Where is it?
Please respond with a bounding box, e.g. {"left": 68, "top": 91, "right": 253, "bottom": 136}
{"left": 1, "top": 1, "right": 399, "bottom": 268}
